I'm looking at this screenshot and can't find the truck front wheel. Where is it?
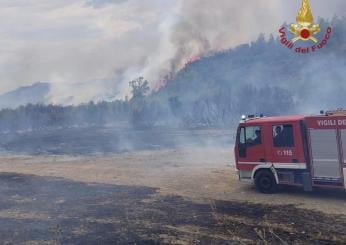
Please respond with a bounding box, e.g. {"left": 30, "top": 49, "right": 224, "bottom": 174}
{"left": 255, "top": 170, "right": 278, "bottom": 194}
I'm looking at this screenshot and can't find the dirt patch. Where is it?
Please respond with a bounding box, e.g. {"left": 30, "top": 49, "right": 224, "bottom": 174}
{"left": 0, "top": 173, "right": 345, "bottom": 244}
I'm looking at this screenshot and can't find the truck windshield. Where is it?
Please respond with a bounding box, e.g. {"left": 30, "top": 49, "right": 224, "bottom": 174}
{"left": 239, "top": 126, "right": 262, "bottom": 146}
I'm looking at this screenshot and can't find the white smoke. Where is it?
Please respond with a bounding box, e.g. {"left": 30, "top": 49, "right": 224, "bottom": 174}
{"left": 0, "top": 0, "right": 344, "bottom": 104}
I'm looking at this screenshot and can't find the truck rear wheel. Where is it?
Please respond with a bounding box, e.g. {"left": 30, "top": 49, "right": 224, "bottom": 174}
{"left": 255, "top": 170, "right": 278, "bottom": 194}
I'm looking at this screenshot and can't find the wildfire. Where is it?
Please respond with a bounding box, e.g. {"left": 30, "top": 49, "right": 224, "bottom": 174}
{"left": 153, "top": 55, "right": 202, "bottom": 91}
{"left": 153, "top": 73, "right": 173, "bottom": 91}
{"left": 185, "top": 55, "right": 201, "bottom": 66}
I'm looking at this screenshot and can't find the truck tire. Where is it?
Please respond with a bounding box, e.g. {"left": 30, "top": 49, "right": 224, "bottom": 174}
{"left": 255, "top": 170, "right": 278, "bottom": 194}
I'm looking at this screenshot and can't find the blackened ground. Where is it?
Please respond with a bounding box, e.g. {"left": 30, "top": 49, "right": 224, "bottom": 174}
{"left": 0, "top": 173, "right": 345, "bottom": 245}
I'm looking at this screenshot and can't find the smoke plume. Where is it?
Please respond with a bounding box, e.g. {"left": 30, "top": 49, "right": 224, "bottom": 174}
{"left": 0, "top": 0, "right": 345, "bottom": 104}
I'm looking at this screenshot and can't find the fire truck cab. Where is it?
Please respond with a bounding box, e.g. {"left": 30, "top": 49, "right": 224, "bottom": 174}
{"left": 235, "top": 111, "right": 346, "bottom": 193}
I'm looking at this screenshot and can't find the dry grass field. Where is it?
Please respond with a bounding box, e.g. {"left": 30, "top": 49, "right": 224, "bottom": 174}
{"left": 0, "top": 146, "right": 345, "bottom": 244}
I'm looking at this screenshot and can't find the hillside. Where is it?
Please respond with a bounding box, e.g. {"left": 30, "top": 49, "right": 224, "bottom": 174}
{"left": 0, "top": 83, "right": 50, "bottom": 109}
{"left": 150, "top": 17, "right": 346, "bottom": 126}
{"left": 0, "top": 79, "right": 120, "bottom": 109}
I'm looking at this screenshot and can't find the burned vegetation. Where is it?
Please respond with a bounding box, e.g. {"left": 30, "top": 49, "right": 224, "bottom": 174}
{"left": 0, "top": 173, "right": 345, "bottom": 244}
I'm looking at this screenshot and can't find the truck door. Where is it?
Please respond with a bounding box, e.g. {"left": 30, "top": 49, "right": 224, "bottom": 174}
{"left": 269, "top": 123, "right": 304, "bottom": 165}
{"left": 237, "top": 125, "right": 266, "bottom": 164}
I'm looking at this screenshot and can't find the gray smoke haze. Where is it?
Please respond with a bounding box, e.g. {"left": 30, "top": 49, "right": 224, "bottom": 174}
{"left": 140, "top": 0, "right": 346, "bottom": 84}
{"left": 0, "top": 0, "right": 345, "bottom": 104}
{"left": 296, "top": 53, "right": 346, "bottom": 113}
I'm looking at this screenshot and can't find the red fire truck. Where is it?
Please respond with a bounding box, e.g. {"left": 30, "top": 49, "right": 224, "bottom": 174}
{"left": 235, "top": 110, "right": 346, "bottom": 193}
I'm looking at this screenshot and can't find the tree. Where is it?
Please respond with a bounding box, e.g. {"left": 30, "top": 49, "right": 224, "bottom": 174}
{"left": 129, "top": 77, "right": 150, "bottom": 100}
{"left": 129, "top": 77, "right": 151, "bottom": 128}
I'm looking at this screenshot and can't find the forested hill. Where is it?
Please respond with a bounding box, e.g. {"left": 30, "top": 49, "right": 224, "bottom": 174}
{"left": 0, "top": 18, "right": 345, "bottom": 132}
{"left": 150, "top": 17, "right": 346, "bottom": 126}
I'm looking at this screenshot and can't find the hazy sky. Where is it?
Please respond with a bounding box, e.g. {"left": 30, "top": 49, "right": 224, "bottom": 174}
{"left": 0, "top": 0, "right": 345, "bottom": 103}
